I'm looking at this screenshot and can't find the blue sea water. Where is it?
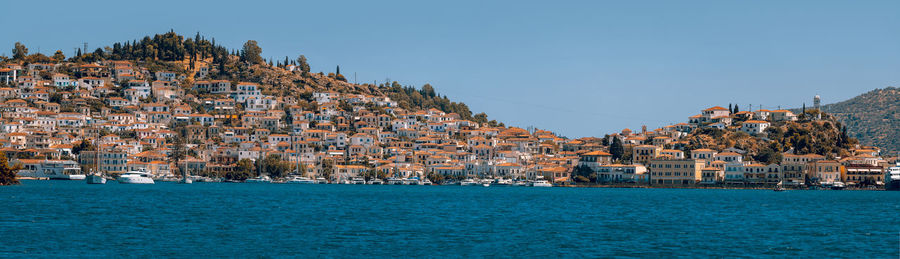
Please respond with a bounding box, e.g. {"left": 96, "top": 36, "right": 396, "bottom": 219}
{"left": 1, "top": 180, "right": 898, "bottom": 258}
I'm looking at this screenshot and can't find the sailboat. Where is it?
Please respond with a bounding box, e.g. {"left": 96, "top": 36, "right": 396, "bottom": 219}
{"left": 177, "top": 157, "right": 191, "bottom": 184}
{"left": 86, "top": 169, "right": 106, "bottom": 184}
{"left": 773, "top": 180, "right": 786, "bottom": 192}
{"left": 85, "top": 135, "right": 106, "bottom": 184}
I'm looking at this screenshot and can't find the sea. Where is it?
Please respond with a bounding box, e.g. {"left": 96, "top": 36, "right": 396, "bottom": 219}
{"left": 1, "top": 180, "right": 898, "bottom": 258}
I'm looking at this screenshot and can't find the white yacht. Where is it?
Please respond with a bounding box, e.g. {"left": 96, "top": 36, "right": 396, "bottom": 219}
{"left": 351, "top": 177, "right": 367, "bottom": 184}
{"left": 367, "top": 178, "right": 384, "bottom": 185}
{"left": 460, "top": 179, "right": 478, "bottom": 186}
{"left": 422, "top": 179, "right": 433, "bottom": 185}
{"left": 245, "top": 175, "right": 272, "bottom": 183}
{"left": 315, "top": 177, "right": 329, "bottom": 184}
{"left": 15, "top": 159, "right": 85, "bottom": 180}
{"left": 532, "top": 179, "right": 553, "bottom": 187}
{"left": 493, "top": 178, "right": 513, "bottom": 186}
{"left": 117, "top": 170, "right": 155, "bottom": 184}
{"left": 885, "top": 163, "right": 899, "bottom": 191}
{"left": 287, "top": 176, "right": 316, "bottom": 184}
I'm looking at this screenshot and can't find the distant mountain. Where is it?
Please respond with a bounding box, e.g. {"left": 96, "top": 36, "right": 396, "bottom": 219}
{"left": 818, "top": 87, "right": 900, "bottom": 153}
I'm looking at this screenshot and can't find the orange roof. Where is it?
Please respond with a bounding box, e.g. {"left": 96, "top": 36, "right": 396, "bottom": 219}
{"left": 703, "top": 106, "right": 729, "bottom": 112}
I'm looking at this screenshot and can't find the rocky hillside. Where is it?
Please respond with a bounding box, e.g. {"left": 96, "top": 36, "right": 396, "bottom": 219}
{"left": 20, "top": 31, "right": 496, "bottom": 126}
{"left": 682, "top": 111, "right": 856, "bottom": 164}
{"left": 819, "top": 87, "right": 900, "bottom": 153}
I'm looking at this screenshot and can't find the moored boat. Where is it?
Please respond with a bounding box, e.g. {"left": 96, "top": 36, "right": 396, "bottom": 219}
{"left": 532, "top": 179, "right": 553, "bottom": 187}
{"left": 831, "top": 181, "right": 845, "bottom": 190}
{"left": 287, "top": 176, "right": 315, "bottom": 184}
{"left": 86, "top": 172, "right": 106, "bottom": 184}
{"left": 493, "top": 178, "right": 512, "bottom": 186}
{"left": 886, "top": 163, "right": 899, "bottom": 191}
{"left": 386, "top": 177, "right": 403, "bottom": 185}
{"left": 117, "top": 170, "right": 155, "bottom": 184}
{"left": 460, "top": 179, "right": 478, "bottom": 186}
{"left": 351, "top": 177, "right": 366, "bottom": 184}
{"left": 245, "top": 175, "right": 272, "bottom": 183}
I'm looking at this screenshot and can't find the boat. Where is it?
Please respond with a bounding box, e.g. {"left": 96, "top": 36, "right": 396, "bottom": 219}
{"left": 286, "top": 176, "right": 315, "bottom": 184}
{"left": 367, "top": 178, "right": 384, "bottom": 185}
{"left": 386, "top": 177, "right": 403, "bottom": 185}
{"left": 85, "top": 170, "right": 106, "bottom": 184}
{"left": 512, "top": 180, "right": 527, "bottom": 187}
{"left": 886, "top": 163, "right": 900, "bottom": 191}
{"left": 16, "top": 159, "right": 85, "bottom": 180}
{"left": 773, "top": 181, "right": 786, "bottom": 192}
{"left": 117, "top": 170, "right": 155, "bottom": 184}
{"left": 405, "top": 177, "right": 422, "bottom": 185}
{"left": 532, "top": 179, "right": 553, "bottom": 187}
{"left": 831, "top": 181, "right": 845, "bottom": 190}
{"left": 482, "top": 183, "right": 490, "bottom": 187}
{"left": 493, "top": 178, "right": 512, "bottom": 186}
{"left": 245, "top": 175, "right": 272, "bottom": 183}
{"left": 422, "top": 179, "right": 433, "bottom": 185}
{"left": 315, "top": 177, "right": 329, "bottom": 184}
{"left": 351, "top": 177, "right": 367, "bottom": 184}
{"left": 460, "top": 179, "right": 478, "bottom": 186}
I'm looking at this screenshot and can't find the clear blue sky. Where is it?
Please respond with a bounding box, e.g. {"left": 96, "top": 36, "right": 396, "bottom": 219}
{"left": 3, "top": 0, "right": 899, "bottom": 138}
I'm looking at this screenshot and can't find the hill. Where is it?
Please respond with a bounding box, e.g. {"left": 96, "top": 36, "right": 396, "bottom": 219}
{"left": 682, "top": 110, "right": 856, "bottom": 164}
{"left": 19, "top": 31, "right": 501, "bottom": 127}
{"left": 818, "top": 87, "right": 900, "bottom": 154}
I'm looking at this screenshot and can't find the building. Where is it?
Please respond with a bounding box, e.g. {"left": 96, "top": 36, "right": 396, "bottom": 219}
{"left": 648, "top": 158, "right": 704, "bottom": 185}
{"left": 632, "top": 145, "right": 661, "bottom": 165}
{"left": 740, "top": 120, "right": 770, "bottom": 135}
{"left": 809, "top": 160, "right": 842, "bottom": 184}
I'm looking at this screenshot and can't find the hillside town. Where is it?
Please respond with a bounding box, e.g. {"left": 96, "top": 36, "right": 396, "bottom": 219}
{"left": 1, "top": 50, "right": 898, "bottom": 189}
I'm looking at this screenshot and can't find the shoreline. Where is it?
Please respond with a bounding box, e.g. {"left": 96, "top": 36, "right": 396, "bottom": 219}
{"left": 13, "top": 178, "right": 891, "bottom": 190}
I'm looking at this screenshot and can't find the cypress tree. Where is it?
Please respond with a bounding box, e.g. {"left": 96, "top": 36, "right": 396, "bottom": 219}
{"left": 610, "top": 137, "right": 625, "bottom": 162}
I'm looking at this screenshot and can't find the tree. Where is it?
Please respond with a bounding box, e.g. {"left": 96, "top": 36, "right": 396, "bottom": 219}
{"left": 473, "top": 112, "right": 488, "bottom": 124}
{"left": 12, "top": 42, "right": 27, "bottom": 60}
{"left": 169, "top": 136, "right": 186, "bottom": 177}
{"left": 733, "top": 104, "right": 740, "bottom": 113}
{"left": 72, "top": 140, "right": 94, "bottom": 155}
{"left": 572, "top": 165, "right": 595, "bottom": 183}
{"left": 240, "top": 40, "right": 264, "bottom": 65}
{"left": 52, "top": 50, "right": 66, "bottom": 61}
{"left": 610, "top": 137, "right": 625, "bottom": 161}
{"left": 227, "top": 159, "right": 255, "bottom": 181}
{"left": 0, "top": 152, "right": 21, "bottom": 185}
{"left": 336, "top": 65, "right": 340, "bottom": 75}
{"left": 260, "top": 154, "right": 290, "bottom": 178}
{"left": 296, "top": 55, "right": 310, "bottom": 73}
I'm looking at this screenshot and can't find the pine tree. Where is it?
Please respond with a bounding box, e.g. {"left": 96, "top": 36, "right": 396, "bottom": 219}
{"left": 733, "top": 104, "right": 740, "bottom": 113}
{"left": 0, "top": 152, "right": 20, "bottom": 185}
